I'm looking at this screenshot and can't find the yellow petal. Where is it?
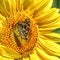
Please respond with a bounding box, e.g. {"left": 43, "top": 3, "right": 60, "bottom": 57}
{"left": 38, "top": 22, "right": 60, "bottom": 30}
{"left": 23, "top": 0, "right": 32, "bottom": 10}
{"left": 39, "top": 15, "right": 60, "bottom": 27}
{"left": 2, "top": 0, "right": 19, "bottom": 16}
{"left": 50, "top": 56, "right": 60, "bottom": 60}
{"left": 43, "top": 32, "right": 60, "bottom": 42}
{"left": 15, "top": 0, "right": 24, "bottom": 11}
{"left": 3, "top": 0, "right": 16, "bottom": 14}
{"left": 0, "top": 14, "right": 6, "bottom": 20}
{"left": 33, "top": 0, "right": 53, "bottom": 17}
{"left": 38, "top": 34, "right": 60, "bottom": 57}
{"left": 0, "top": 0, "right": 10, "bottom": 17}
{"left": 42, "top": 0, "right": 53, "bottom": 13}
{"left": 31, "top": 0, "right": 50, "bottom": 12}
{"left": 34, "top": 8, "right": 59, "bottom": 24}
{"left": 23, "top": 57, "right": 29, "bottom": 60}
{"left": 37, "top": 16, "right": 60, "bottom": 30}
{"left": 0, "top": 21, "right": 3, "bottom": 32}
{"left": 25, "top": 0, "right": 51, "bottom": 16}
{"left": 36, "top": 47, "right": 50, "bottom": 60}
{"left": 3, "top": 0, "right": 17, "bottom": 14}
{"left": 36, "top": 47, "right": 60, "bottom": 60}
{"left": 30, "top": 50, "right": 41, "bottom": 60}
{"left": 0, "top": 44, "right": 21, "bottom": 59}
{"left": 24, "top": 0, "right": 41, "bottom": 10}
{"left": 0, "top": 14, "right": 6, "bottom": 33}
{"left": 0, "top": 56, "right": 13, "bottom": 60}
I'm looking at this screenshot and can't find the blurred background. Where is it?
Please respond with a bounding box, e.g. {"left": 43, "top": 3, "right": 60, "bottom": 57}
{"left": 53, "top": 0, "right": 60, "bottom": 33}
{"left": 53, "top": 0, "right": 60, "bottom": 8}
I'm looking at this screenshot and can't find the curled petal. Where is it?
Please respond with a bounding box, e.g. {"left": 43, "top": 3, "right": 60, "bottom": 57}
{"left": 36, "top": 47, "right": 60, "bottom": 60}
{"left": 38, "top": 34, "right": 60, "bottom": 57}
{"left": 43, "top": 32, "right": 60, "bottom": 42}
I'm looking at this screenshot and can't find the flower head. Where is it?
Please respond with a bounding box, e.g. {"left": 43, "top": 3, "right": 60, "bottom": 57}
{"left": 0, "top": 0, "right": 60, "bottom": 60}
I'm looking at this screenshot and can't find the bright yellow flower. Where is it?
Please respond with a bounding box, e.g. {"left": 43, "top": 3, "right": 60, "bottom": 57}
{"left": 0, "top": 0, "right": 60, "bottom": 60}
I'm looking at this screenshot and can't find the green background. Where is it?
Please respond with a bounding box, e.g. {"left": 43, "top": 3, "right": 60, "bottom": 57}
{"left": 52, "top": 0, "right": 60, "bottom": 33}
{"left": 53, "top": 0, "right": 60, "bottom": 8}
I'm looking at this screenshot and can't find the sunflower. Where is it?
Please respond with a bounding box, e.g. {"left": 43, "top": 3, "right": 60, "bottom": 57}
{"left": 0, "top": 0, "right": 60, "bottom": 60}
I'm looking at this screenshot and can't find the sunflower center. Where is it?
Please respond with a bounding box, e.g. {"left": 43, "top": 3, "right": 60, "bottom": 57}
{"left": 1, "top": 12, "right": 37, "bottom": 58}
